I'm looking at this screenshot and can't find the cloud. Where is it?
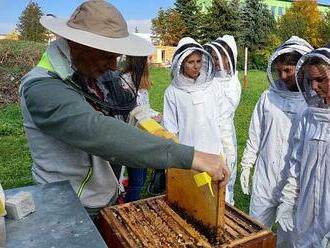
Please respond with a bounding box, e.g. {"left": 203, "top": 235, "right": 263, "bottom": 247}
{"left": 0, "top": 22, "right": 16, "bottom": 35}
{"left": 126, "top": 19, "right": 152, "bottom": 34}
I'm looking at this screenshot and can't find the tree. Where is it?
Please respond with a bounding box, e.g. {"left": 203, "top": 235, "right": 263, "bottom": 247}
{"left": 277, "top": 0, "right": 322, "bottom": 47}
{"left": 199, "top": 0, "right": 241, "bottom": 44}
{"left": 174, "top": 0, "right": 202, "bottom": 40}
{"left": 5, "top": 31, "right": 18, "bottom": 40}
{"left": 239, "top": 0, "right": 275, "bottom": 53}
{"left": 319, "top": 10, "right": 330, "bottom": 45}
{"left": 16, "top": 1, "right": 47, "bottom": 42}
{"left": 152, "top": 8, "right": 186, "bottom": 46}
{"left": 227, "top": 0, "right": 241, "bottom": 38}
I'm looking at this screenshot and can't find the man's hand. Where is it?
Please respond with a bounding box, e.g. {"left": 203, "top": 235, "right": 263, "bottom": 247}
{"left": 151, "top": 113, "right": 162, "bottom": 123}
{"left": 128, "top": 105, "right": 150, "bottom": 126}
{"left": 191, "top": 151, "right": 230, "bottom": 187}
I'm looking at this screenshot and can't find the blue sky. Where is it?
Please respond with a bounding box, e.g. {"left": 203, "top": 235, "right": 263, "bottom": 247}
{"left": 0, "top": 0, "right": 175, "bottom": 34}
{"left": 1, "top": 0, "right": 330, "bottom": 34}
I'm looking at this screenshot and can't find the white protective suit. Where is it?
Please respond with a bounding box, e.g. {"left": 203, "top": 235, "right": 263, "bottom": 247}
{"left": 163, "top": 37, "right": 232, "bottom": 161}
{"left": 240, "top": 36, "right": 312, "bottom": 229}
{"left": 204, "top": 35, "right": 241, "bottom": 204}
{"left": 277, "top": 48, "right": 330, "bottom": 248}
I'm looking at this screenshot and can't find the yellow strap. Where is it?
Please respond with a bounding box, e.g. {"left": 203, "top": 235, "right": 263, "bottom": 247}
{"left": 37, "top": 52, "right": 54, "bottom": 72}
{"left": 77, "top": 167, "right": 93, "bottom": 198}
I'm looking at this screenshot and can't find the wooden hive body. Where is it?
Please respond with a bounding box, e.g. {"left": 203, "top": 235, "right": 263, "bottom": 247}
{"left": 98, "top": 196, "right": 276, "bottom": 248}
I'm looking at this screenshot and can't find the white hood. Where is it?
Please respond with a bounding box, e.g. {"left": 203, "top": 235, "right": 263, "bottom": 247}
{"left": 204, "top": 35, "right": 237, "bottom": 77}
{"left": 171, "top": 37, "right": 214, "bottom": 92}
{"left": 296, "top": 47, "right": 330, "bottom": 109}
{"left": 267, "top": 36, "right": 313, "bottom": 91}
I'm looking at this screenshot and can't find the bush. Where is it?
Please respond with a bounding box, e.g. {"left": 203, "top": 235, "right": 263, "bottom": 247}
{"left": 0, "top": 39, "right": 46, "bottom": 80}
{"left": 237, "top": 47, "right": 268, "bottom": 71}
{"left": 250, "top": 53, "right": 268, "bottom": 70}
{"left": 237, "top": 33, "right": 281, "bottom": 71}
{"left": 0, "top": 39, "right": 46, "bottom": 105}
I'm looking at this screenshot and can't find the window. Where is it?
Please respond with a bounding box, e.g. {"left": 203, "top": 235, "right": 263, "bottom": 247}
{"left": 271, "top": 6, "right": 276, "bottom": 17}
{"left": 161, "top": 50, "right": 165, "bottom": 63}
{"left": 278, "top": 7, "right": 283, "bottom": 16}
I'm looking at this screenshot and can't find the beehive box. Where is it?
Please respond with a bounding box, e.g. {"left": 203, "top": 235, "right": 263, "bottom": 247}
{"left": 97, "top": 196, "right": 276, "bottom": 248}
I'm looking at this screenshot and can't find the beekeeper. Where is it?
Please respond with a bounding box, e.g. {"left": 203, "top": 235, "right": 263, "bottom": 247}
{"left": 204, "top": 35, "right": 241, "bottom": 205}
{"left": 276, "top": 47, "right": 330, "bottom": 248}
{"left": 239, "top": 36, "right": 312, "bottom": 232}
{"left": 19, "top": 1, "right": 230, "bottom": 219}
{"left": 163, "top": 37, "right": 233, "bottom": 165}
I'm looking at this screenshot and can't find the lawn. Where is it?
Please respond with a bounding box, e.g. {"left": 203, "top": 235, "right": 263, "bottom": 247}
{"left": 0, "top": 67, "right": 268, "bottom": 214}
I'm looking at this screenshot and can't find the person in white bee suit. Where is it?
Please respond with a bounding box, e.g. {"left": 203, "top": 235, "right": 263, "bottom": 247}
{"left": 204, "top": 35, "right": 241, "bottom": 205}
{"left": 239, "top": 36, "right": 312, "bottom": 233}
{"left": 276, "top": 47, "right": 330, "bottom": 248}
{"left": 163, "top": 37, "right": 233, "bottom": 168}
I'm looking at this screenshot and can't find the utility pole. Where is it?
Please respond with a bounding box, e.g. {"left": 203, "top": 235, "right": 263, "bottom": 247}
{"left": 244, "top": 47, "right": 248, "bottom": 88}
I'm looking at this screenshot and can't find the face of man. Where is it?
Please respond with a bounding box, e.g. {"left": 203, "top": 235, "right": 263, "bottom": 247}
{"left": 69, "top": 41, "right": 120, "bottom": 79}
{"left": 183, "top": 51, "right": 202, "bottom": 80}
{"left": 275, "top": 63, "right": 297, "bottom": 91}
{"left": 306, "top": 64, "right": 330, "bottom": 106}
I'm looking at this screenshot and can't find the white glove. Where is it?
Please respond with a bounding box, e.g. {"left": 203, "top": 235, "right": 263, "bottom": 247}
{"left": 240, "top": 167, "right": 251, "bottom": 195}
{"left": 275, "top": 176, "right": 298, "bottom": 232}
{"left": 321, "top": 231, "right": 330, "bottom": 248}
{"left": 128, "top": 104, "right": 150, "bottom": 126}
{"left": 276, "top": 202, "right": 294, "bottom": 232}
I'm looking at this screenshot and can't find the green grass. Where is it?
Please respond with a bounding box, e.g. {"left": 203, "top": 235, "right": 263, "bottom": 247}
{"left": 149, "top": 67, "right": 172, "bottom": 112}
{"left": 0, "top": 68, "right": 268, "bottom": 214}
{"left": 234, "top": 70, "right": 268, "bottom": 212}
{"left": 0, "top": 105, "right": 33, "bottom": 189}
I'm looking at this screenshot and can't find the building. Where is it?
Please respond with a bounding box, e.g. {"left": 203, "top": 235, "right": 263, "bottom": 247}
{"left": 153, "top": 45, "right": 176, "bottom": 67}
{"left": 263, "top": 0, "right": 329, "bottom": 19}
{"left": 196, "top": 0, "right": 330, "bottom": 19}
{"left": 134, "top": 32, "right": 174, "bottom": 67}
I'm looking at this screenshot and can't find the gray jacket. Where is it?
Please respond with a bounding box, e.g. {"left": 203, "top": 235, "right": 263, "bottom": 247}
{"left": 19, "top": 39, "right": 193, "bottom": 208}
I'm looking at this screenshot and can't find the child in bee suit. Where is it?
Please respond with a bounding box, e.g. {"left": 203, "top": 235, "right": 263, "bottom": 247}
{"left": 239, "top": 36, "right": 312, "bottom": 235}
{"left": 163, "top": 37, "right": 233, "bottom": 172}
{"left": 276, "top": 47, "right": 330, "bottom": 248}
{"left": 204, "top": 35, "right": 241, "bottom": 205}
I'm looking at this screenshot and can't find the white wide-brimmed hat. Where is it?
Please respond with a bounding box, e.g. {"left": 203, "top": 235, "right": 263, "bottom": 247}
{"left": 40, "top": 0, "right": 154, "bottom": 56}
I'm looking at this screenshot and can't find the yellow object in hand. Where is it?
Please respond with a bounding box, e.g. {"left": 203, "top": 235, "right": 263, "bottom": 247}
{"left": 0, "top": 184, "right": 5, "bottom": 217}
{"left": 139, "top": 119, "right": 179, "bottom": 142}
{"left": 139, "top": 118, "right": 161, "bottom": 133}
{"left": 194, "top": 172, "right": 215, "bottom": 197}
{"left": 0, "top": 199, "right": 5, "bottom": 217}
